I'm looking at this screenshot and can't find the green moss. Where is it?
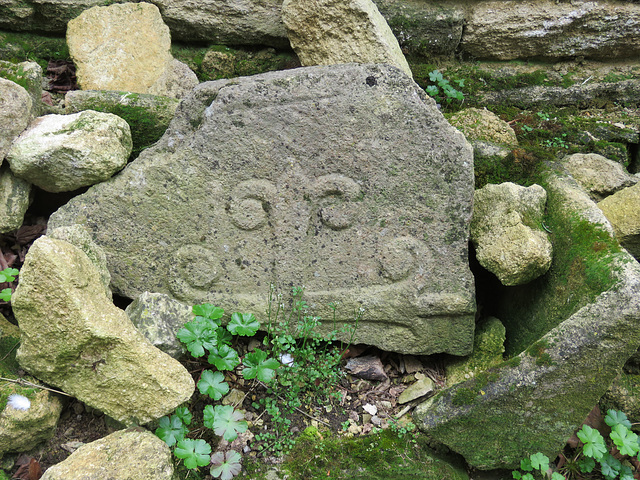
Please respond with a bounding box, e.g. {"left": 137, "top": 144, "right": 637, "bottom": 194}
{"left": 241, "top": 430, "right": 467, "bottom": 480}
{"left": 0, "top": 30, "right": 69, "bottom": 70}
{"left": 497, "top": 176, "right": 624, "bottom": 355}
{"left": 452, "top": 387, "right": 478, "bottom": 406}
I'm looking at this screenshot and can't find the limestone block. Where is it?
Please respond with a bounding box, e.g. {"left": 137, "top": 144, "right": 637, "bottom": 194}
{"left": 282, "top": 0, "right": 412, "bottom": 77}
{"left": 0, "top": 164, "right": 31, "bottom": 234}
{"left": 49, "top": 64, "right": 476, "bottom": 356}
{"left": 415, "top": 173, "right": 640, "bottom": 469}
{"left": 149, "top": 59, "right": 199, "bottom": 99}
{"left": 462, "top": 1, "right": 640, "bottom": 61}
{"left": 7, "top": 110, "right": 132, "bottom": 192}
{"left": 563, "top": 153, "right": 637, "bottom": 201}
{"left": 12, "top": 236, "right": 195, "bottom": 425}
{"left": 66, "top": 2, "right": 191, "bottom": 98}
{"left": 598, "top": 183, "right": 640, "bottom": 259}
{"left": 0, "top": 77, "right": 31, "bottom": 164}
{"left": 40, "top": 429, "right": 177, "bottom": 480}
{"left": 125, "top": 292, "right": 192, "bottom": 359}
{"left": 471, "top": 182, "right": 552, "bottom": 286}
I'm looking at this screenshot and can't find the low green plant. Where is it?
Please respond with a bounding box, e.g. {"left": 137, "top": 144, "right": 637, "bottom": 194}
{"left": 512, "top": 410, "right": 640, "bottom": 480}
{"left": 425, "top": 70, "right": 465, "bottom": 104}
{"left": 156, "top": 286, "right": 359, "bottom": 476}
{"left": 0, "top": 268, "right": 18, "bottom": 302}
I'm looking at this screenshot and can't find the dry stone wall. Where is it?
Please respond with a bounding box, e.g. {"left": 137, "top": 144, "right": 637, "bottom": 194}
{"left": 1, "top": 0, "right": 638, "bottom": 61}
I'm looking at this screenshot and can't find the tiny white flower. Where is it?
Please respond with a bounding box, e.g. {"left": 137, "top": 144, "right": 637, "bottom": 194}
{"left": 7, "top": 394, "right": 31, "bottom": 411}
{"left": 279, "top": 353, "right": 295, "bottom": 367}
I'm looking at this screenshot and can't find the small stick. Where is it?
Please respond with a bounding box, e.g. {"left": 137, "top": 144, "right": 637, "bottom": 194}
{"left": 0, "top": 376, "right": 73, "bottom": 397}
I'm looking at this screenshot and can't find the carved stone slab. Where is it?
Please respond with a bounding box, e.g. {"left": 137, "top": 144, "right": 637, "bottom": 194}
{"left": 49, "top": 63, "right": 475, "bottom": 355}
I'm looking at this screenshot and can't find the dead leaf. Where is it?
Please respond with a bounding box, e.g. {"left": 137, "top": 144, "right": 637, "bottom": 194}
{"left": 11, "top": 456, "right": 42, "bottom": 480}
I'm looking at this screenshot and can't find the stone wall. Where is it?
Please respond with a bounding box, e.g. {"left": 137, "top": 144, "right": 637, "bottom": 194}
{"left": 0, "top": 0, "right": 638, "bottom": 60}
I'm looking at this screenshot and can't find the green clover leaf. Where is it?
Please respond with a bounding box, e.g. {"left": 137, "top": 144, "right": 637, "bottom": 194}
{"left": 208, "top": 344, "right": 240, "bottom": 371}
{"left": 530, "top": 452, "right": 549, "bottom": 473}
{"left": 611, "top": 423, "right": 639, "bottom": 456}
{"left": 242, "top": 349, "right": 280, "bottom": 383}
{"left": 210, "top": 450, "right": 242, "bottom": 480}
{"left": 578, "top": 456, "right": 595, "bottom": 473}
{"left": 520, "top": 458, "right": 533, "bottom": 472}
{"left": 177, "top": 317, "right": 218, "bottom": 357}
{"left": 577, "top": 425, "right": 607, "bottom": 460}
{"left": 0, "top": 268, "right": 18, "bottom": 283}
{"left": 0, "top": 288, "right": 12, "bottom": 302}
{"left": 606, "top": 409, "right": 632, "bottom": 429}
{"left": 198, "top": 370, "right": 229, "bottom": 400}
{"left": 600, "top": 453, "right": 622, "bottom": 480}
{"left": 228, "top": 312, "right": 260, "bottom": 336}
{"left": 193, "top": 303, "right": 225, "bottom": 324}
{"left": 174, "top": 438, "right": 212, "bottom": 469}
{"left": 206, "top": 405, "right": 248, "bottom": 442}
{"left": 174, "top": 406, "right": 192, "bottom": 426}
{"left": 512, "top": 472, "right": 522, "bottom": 480}
{"left": 155, "top": 415, "right": 188, "bottom": 447}
{"left": 550, "top": 473, "right": 565, "bottom": 480}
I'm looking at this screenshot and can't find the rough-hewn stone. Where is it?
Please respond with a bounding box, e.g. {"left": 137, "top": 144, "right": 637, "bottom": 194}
{"left": 471, "top": 183, "right": 552, "bottom": 286}
{"left": 67, "top": 3, "right": 195, "bottom": 98}
{"left": 562, "top": 153, "right": 637, "bottom": 201}
{"left": 40, "top": 429, "right": 177, "bottom": 480}
{"left": 12, "top": 236, "right": 195, "bottom": 425}
{"left": 6, "top": 110, "right": 132, "bottom": 192}
{"left": 282, "top": 0, "right": 411, "bottom": 77}
{"left": 415, "top": 173, "right": 640, "bottom": 469}
{"left": 0, "top": 77, "right": 31, "bottom": 164}
{"left": 462, "top": 1, "right": 640, "bottom": 61}
{"left": 49, "top": 63, "right": 476, "bottom": 356}
{"left": 125, "top": 292, "right": 192, "bottom": 359}
{"left": 598, "top": 183, "right": 640, "bottom": 259}
{"left": 448, "top": 107, "right": 517, "bottom": 161}
{"left": 0, "top": 164, "right": 31, "bottom": 234}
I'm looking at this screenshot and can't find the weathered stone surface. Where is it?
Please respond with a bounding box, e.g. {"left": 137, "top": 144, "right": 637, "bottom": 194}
{"left": 40, "top": 428, "right": 177, "bottom": 480}
{"left": 7, "top": 110, "right": 132, "bottom": 192}
{"left": 0, "top": 389, "right": 63, "bottom": 458}
{"left": 445, "top": 316, "right": 506, "bottom": 386}
{"left": 0, "top": 164, "right": 31, "bottom": 234}
{"left": 562, "top": 153, "right": 637, "bottom": 201}
{"left": 0, "top": 61, "right": 42, "bottom": 117}
{"left": 282, "top": 0, "right": 412, "bottom": 77}
{"left": 149, "top": 59, "right": 199, "bottom": 100}
{"left": 398, "top": 375, "right": 433, "bottom": 404}
{"left": 0, "top": 77, "right": 31, "bottom": 164}
{"left": 462, "top": 1, "right": 640, "bottom": 61}
{"left": 601, "top": 373, "right": 640, "bottom": 424}
{"left": 471, "top": 183, "right": 552, "bottom": 286}
{"left": 415, "top": 178, "right": 640, "bottom": 468}
{"left": 480, "top": 80, "right": 640, "bottom": 109}
{"left": 598, "top": 183, "right": 640, "bottom": 259}
{"left": 48, "top": 224, "right": 112, "bottom": 299}
{"left": 49, "top": 64, "right": 476, "bottom": 356}
{"left": 125, "top": 292, "right": 192, "bottom": 359}
{"left": 448, "top": 107, "right": 517, "bottom": 161}
{"left": 64, "top": 89, "right": 180, "bottom": 157}
{"left": 12, "top": 236, "right": 195, "bottom": 425}
{"left": 67, "top": 3, "right": 194, "bottom": 98}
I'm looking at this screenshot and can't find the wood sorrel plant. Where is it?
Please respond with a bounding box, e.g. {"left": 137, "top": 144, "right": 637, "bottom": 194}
{"left": 156, "top": 287, "right": 360, "bottom": 476}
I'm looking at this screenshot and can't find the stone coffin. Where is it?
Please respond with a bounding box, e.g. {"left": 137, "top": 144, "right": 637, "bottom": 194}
{"left": 49, "top": 63, "right": 476, "bottom": 355}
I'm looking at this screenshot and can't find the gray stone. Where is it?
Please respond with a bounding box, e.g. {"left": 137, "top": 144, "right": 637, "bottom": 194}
{"left": 398, "top": 376, "right": 433, "bottom": 404}
{"left": 562, "top": 153, "right": 637, "bottom": 201}
{"left": 345, "top": 355, "right": 388, "bottom": 382}
{"left": 414, "top": 172, "right": 640, "bottom": 468}
{"left": 471, "top": 183, "right": 552, "bottom": 286}
{"left": 49, "top": 63, "right": 476, "bottom": 356}
{"left": 282, "top": 0, "right": 412, "bottom": 77}
{"left": 67, "top": 3, "right": 196, "bottom": 98}
{"left": 12, "top": 236, "right": 195, "bottom": 425}
{"left": 0, "top": 164, "right": 31, "bottom": 234}
{"left": 598, "top": 183, "right": 640, "bottom": 259}
{"left": 0, "top": 61, "right": 42, "bottom": 117}
{"left": 462, "top": 1, "right": 640, "bottom": 61}
{"left": 0, "top": 77, "right": 31, "bottom": 164}
{"left": 125, "top": 292, "right": 192, "bottom": 359}
{"left": 7, "top": 110, "right": 132, "bottom": 192}
{"left": 40, "top": 428, "right": 177, "bottom": 480}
